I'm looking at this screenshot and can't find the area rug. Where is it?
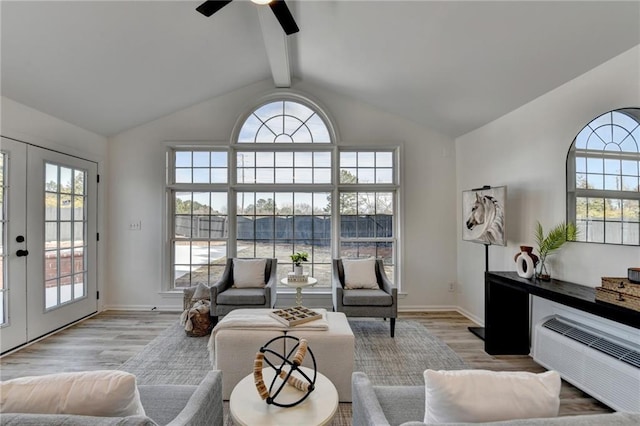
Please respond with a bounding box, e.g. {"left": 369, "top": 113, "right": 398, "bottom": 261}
{"left": 120, "top": 318, "right": 468, "bottom": 386}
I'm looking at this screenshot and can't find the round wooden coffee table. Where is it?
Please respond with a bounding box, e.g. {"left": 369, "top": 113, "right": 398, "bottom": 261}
{"left": 229, "top": 366, "right": 338, "bottom": 426}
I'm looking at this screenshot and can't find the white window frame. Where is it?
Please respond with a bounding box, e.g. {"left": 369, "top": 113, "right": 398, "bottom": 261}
{"left": 165, "top": 93, "right": 403, "bottom": 292}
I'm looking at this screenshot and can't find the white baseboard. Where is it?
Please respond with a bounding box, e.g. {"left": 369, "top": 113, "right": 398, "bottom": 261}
{"left": 102, "top": 304, "right": 181, "bottom": 312}
{"left": 455, "top": 306, "right": 483, "bottom": 327}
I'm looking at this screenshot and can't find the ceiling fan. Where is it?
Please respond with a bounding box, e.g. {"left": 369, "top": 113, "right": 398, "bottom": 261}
{"left": 196, "top": 0, "right": 299, "bottom": 35}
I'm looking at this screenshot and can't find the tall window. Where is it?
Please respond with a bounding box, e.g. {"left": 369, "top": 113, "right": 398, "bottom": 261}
{"left": 339, "top": 151, "right": 397, "bottom": 281}
{"left": 167, "top": 96, "right": 400, "bottom": 290}
{"left": 169, "top": 150, "right": 229, "bottom": 288}
{"left": 567, "top": 108, "right": 640, "bottom": 245}
{"left": 44, "top": 163, "right": 88, "bottom": 308}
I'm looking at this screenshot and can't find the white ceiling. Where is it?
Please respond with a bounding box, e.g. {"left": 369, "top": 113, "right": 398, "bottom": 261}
{"left": 2, "top": 1, "right": 639, "bottom": 138}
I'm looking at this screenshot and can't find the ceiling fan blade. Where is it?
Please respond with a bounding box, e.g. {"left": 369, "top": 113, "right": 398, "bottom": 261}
{"left": 269, "top": 0, "right": 299, "bottom": 35}
{"left": 196, "top": 0, "right": 233, "bottom": 17}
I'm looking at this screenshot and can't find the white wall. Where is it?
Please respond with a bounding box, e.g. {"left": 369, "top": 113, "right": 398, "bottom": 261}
{"left": 455, "top": 46, "right": 640, "bottom": 325}
{"left": 0, "top": 96, "right": 109, "bottom": 310}
{"left": 106, "top": 80, "right": 458, "bottom": 311}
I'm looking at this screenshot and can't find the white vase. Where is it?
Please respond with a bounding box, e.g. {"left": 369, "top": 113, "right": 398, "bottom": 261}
{"left": 515, "top": 250, "right": 535, "bottom": 279}
{"left": 294, "top": 265, "right": 303, "bottom": 276}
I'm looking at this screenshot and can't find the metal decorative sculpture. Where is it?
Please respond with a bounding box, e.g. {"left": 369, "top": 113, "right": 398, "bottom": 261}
{"left": 253, "top": 335, "right": 317, "bottom": 407}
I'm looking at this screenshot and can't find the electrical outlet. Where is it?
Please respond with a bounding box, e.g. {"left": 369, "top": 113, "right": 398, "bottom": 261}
{"left": 129, "top": 221, "right": 142, "bottom": 231}
{"left": 448, "top": 282, "right": 455, "bottom": 292}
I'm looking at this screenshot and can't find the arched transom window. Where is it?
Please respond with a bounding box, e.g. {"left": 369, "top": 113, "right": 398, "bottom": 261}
{"left": 238, "top": 100, "right": 331, "bottom": 143}
{"left": 567, "top": 108, "right": 640, "bottom": 245}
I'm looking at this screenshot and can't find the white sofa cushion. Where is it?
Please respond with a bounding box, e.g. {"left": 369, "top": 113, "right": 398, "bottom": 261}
{"left": 0, "top": 370, "right": 146, "bottom": 417}
{"left": 233, "top": 258, "right": 266, "bottom": 288}
{"left": 423, "top": 369, "right": 561, "bottom": 424}
{"left": 343, "top": 258, "right": 379, "bottom": 289}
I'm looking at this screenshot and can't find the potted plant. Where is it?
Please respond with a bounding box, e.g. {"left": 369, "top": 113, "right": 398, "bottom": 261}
{"left": 534, "top": 221, "right": 577, "bottom": 281}
{"left": 290, "top": 251, "right": 309, "bottom": 275}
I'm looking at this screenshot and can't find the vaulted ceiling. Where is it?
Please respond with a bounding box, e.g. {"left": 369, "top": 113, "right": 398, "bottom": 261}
{"left": 2, "top": 1, "right": 639, "bottom": 138}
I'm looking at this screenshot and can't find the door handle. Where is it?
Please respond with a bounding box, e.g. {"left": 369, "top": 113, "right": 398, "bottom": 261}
{"left": 16, "top": 249, "right": 29, "bottom": 257}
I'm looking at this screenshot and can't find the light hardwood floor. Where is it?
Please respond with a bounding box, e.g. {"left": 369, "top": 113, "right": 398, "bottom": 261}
{"left": 0, "top": 310, "right": 611, "bottom": 423}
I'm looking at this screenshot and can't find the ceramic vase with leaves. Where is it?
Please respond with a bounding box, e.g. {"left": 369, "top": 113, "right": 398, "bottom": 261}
{"left": 290, "top": 251, "right": 308, "bottom": 276}
{"left": 534, "top": 221, "right": 577, "bottom": 281}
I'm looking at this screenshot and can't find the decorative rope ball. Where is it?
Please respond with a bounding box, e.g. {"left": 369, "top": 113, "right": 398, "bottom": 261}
{"left": 253, "top": 335, "right": 317, "bottom": 408}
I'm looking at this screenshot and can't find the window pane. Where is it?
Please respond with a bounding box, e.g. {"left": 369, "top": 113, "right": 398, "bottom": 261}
{"left": 295, "top": 152, "right": 312, "bottom": 167}
{"left": 341, "top": 152, "right": 357, "bottom": 167}
{"left": 276, "top": 152, "right": 293, "bottom": 166}
{"left": 212, "top": 152, "right": 227, "bottom": 167}
{"left": 176, "top": 151, "right": 191, "bottom": 167}
{"left": 313, "top": 167, "right": 331, "bottom": 184}
{"left": 176, "top": 168, "right": 191, "bottom": 183}
{"left": 314, "top": 152, "right": 331, "bottom": 167}
{"left": 376, "top": 152, "right": 393, "bottom": 167}
{"left": 358, "top": 168, "right": 375, "bottom": 183}
{"left": 193, "top": 168, "right": 209, "bottom": 183}
{"left": 376, "top": 168, "right": 393, "bottom": 183}
{"left": 358, "top": 152, "right": 375, "bottom": 167}
{"left": 276, "top": 168, "right": 294, "bottom": 183}
{"left": 45, "top": 163, "right": 58, "bottom": 192}
{"left": 211, "top": 168, "right": 227, "bottom": 183}
{"left": 193, "top": 152, "right": 210, "bottom": 167}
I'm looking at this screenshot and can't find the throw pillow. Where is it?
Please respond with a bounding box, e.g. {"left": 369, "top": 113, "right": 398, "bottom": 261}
{"left": 233, "top": 258, "right": 266, "bottom": 288}
{"left": 343, "top": 258, "right": 379, "bottom": 289}
{"left": 423, "top": 369, "right": 561, "bottom": 424}
{"left": 191, "top": 282, "right": 210, "bottom": 300}
{"left": 0, "top": 370, "right": 146, "bottom": 417}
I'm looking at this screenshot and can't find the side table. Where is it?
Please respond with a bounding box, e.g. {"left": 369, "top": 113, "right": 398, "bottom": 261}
{"left": 229, "top": 366, "right": 338, "bottom": 426}
{"left": 281, "top": 277, "right": 318, "bottom": 306}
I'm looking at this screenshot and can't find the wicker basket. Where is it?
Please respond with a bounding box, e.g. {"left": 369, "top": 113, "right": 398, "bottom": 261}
{"left": 185, "top": 311, "right": 213, "bottom": 337}
{"left": 182, "top": 288, "right": 212, "bottom": 337}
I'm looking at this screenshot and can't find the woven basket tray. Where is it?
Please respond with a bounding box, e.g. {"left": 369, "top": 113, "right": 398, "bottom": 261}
{"left": 601, "top": 277, "right": 640, "bottom": 298}
{"left": 595, "top": 287, "right": 640, "bottom": 312}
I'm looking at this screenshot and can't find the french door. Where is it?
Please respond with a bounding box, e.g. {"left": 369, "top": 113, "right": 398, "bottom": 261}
{"left": 1, "top": 137, "right": 98, "bottom": 353}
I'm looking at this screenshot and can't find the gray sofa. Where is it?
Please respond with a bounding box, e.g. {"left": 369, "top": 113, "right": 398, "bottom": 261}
{"left": 1, "top": 371, "right": 223, "bottom": 426}
{"left": 352, "top": 372, "right": 640, "bottom": 426}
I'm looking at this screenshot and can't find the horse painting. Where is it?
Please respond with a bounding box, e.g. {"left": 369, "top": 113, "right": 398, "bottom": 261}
{"left": 463, "top": 190, "right": 506, "bottom": 245}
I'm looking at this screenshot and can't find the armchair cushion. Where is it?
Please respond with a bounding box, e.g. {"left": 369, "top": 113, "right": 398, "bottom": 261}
{"left": 423, "top": 369, "right": 561, "bottom": 424}
{"left": 343, "top": 289, "right": 393, "bottom": 306}
{"left": 232, "top": 258, "right": 266, "bottom": 288}
{"left": 343, "top": 258, "right": 379, "bottom": 289}
{"left": 216, "top": 288, "right": 266, "bottom": 305}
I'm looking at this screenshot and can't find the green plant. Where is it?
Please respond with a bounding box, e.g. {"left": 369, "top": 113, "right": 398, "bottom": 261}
{"left": 290, "top": 251, "right": 309, "bottom": 266}
{"left": 534, "top": 221, "right": 577, "bottom": 279}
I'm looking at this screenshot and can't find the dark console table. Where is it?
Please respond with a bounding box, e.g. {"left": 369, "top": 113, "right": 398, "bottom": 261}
{"left": 484, "top": 271, "right": 640, "bottom": 355}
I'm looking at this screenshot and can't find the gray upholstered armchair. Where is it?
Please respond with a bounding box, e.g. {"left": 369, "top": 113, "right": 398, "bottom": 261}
{"left": 209, "top": 258, "right": 277, "bottom": 325}
{"left": 332, "top": 258, "right": 398, "bottom": 337}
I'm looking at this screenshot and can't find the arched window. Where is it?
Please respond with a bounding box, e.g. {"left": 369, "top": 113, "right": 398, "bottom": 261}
{"left": 167, "top": 95, "right": 399, "bottom": 292}
{"left": 238, "top": 100, "right": 331, "bottom": 143}
{"left": 567, "top": 108, "right": 640, "bottom": 245}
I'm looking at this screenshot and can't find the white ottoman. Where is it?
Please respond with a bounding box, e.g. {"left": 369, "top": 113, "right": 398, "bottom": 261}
{"left": 212, "top": 310, "right": 354, "bottom": 401}
{"left": 288, "top": 312, "right": 354, "bottom": 402}
{"left": 214, "top": 329, "right": 283, "bottom": 399}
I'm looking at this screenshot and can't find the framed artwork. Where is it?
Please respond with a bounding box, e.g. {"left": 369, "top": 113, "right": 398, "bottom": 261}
{"left": 462, "top": 186, "right": 506, "bottom": 246}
